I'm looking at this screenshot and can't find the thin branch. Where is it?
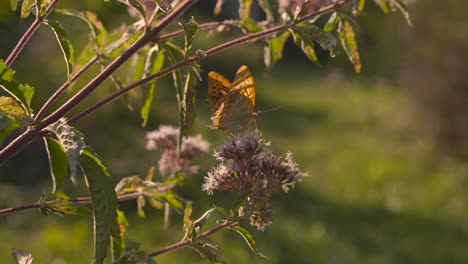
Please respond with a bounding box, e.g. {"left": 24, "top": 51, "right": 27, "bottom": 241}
{"left": 0, "top": 184, "right": 175, "bottom": 216}
{"left": 5, "top": 0, "right": 60, "bottom": 67}
{"left": 147, "top": 220, "right": 239, "bottom": 257}
{"left": 0, "top": 0, "right": 199, "bottom": 165}
{"left": 68, "top": 0, "right": 349, "bottom": 124}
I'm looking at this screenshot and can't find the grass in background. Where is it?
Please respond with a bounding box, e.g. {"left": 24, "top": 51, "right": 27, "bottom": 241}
{"left": 2, "top": 73, "right": 468, "bottom": 263}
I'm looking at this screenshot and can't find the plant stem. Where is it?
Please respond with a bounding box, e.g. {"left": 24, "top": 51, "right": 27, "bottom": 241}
{"left": 5, "top": 0, "right": 59, "bottom": 67}
{"left": 0, "top": 0, "right": 199, "bottom": 165}
{"left": 68, "top": 0, "right": 349, "bottom": 124}
{"left": 0, "top": 185, "right": 175, "bottom": 216}
{"left": 147, "top": 220, "right": 239, "bottom": 257}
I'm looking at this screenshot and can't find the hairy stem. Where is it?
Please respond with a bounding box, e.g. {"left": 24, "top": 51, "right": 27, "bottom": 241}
{"left": 0, "top": 0, "right": 199, "bottom": 165}
{"left": 0, "top": 185, "right": 175, "bottom": 216}
{"left": 68, "top": 0, "right": 349, "bottom": 123}
{"left": 5, "top": 0, "right": 60, "bottom": 67}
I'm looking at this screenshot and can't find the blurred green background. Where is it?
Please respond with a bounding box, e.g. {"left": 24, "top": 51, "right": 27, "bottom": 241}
{"left": 1, "top": 0, "right": 468, "bottom": 263}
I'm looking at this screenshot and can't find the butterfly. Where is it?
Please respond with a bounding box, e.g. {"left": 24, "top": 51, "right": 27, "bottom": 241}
{"left": 208, "top": 65, "right": 256, "bottom": 130}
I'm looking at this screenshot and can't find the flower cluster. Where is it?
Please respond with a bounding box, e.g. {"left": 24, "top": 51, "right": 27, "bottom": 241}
{"left": 203, "top": 130, "right": 305, "bottom": 230}
{"left": 146, "top": 125, "right": 210, "bottom": 176}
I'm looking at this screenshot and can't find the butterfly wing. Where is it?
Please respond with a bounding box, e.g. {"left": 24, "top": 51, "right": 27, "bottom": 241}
{"left": 208, "top": 71, "right": 232, "bottom": 111}
{"left": 210, "top": 89, "right": 255, "bottom": 130}
{"left": 208, "top": 65, "right": 256, "bottom": 130}
{"left": 231, "top": 65, "right": 255, "bottom": 110}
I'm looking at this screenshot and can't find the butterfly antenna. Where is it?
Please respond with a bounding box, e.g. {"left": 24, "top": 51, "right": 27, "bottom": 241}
{"left": 256, "top": 107, "right": 282, "bottom": 116}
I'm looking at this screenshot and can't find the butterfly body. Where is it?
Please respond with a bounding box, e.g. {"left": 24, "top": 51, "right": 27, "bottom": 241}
{"left": 208, "top": 65, "right": 256, "bottom": 130}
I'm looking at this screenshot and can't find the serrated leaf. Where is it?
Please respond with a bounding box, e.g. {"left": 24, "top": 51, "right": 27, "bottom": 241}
{"left": 44, "top": 137, "right": 68, "bottom": 194}
{"left": 265, "top": 31, "right": 291, "bottom": 68}
{"left": 140, "top": 46, "right": 165, "bottom": 127}
{"left": 81, "top": 148, "right": 118, "bottom": 264}
{"left": 12, "top": 248, "right": 33, "bottom": 264}
{"left": 338, "top": 19, "right": 361, "bottom": 73}
{"left": 155, "top": 191, "right": 183, "bottom": 211}
{"left": 0, "top": 96, "right": 32, "bottom": 126}
{"left": 43, "top": 20, "right": 75, "bottom": 79}
{"left": 45, "top": 118, "right": 84, "bottom": 184}
{"left": 180, "top": 17, "right": 199, "bottom": 55}
{"left": 213, "top": 0, "right": 224, "bottom": 16}
{"left": 0, "top": 61, "right": 34, "bottom": 115}
{"left": 229, "top": 225, "right": 266, "bottom": 257}
{"left": 291, "top": 30, "right": 319, "bottom": 65}
{"left": 239, "top": 0, "right": 253, "bottom": 20}
{"left": 293, "top": 24, "right": 336, "bottom": 51}
{"left": 21, "top": 0, "right": 35, "bottom": 19}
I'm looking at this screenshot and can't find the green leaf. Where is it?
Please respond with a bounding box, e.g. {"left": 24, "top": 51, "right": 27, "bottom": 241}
{"left": 293, "top": 24, "right": 336, "bottom": 51}
{"left": 180, "top": 17, "right": 199, "bottom": 55}
{"left": 44, "top": 20, "right": 75, "bottom": 79}
{"left": 112, "top": 209, "right": 128, "bottom": 262}
{"left": 44, "top": 138, "right": 68, "bottom": 194}
{"left": 0, "top": 96, "right": 32, "bottom": 126}
{"left": 21, "top": 0, "right": 35, "bottom": 19}
{"left": 291, "top": 30, "right": 319, "bottom": 65}
{"left": 0, "top": 61, "right": 35, "bottom": 115}
{"left": 0, "top": 116, "right": 20, "bottom": 146}
{"left": 229, "top": 225, "right": 266, "bottom": 257}
{"left": 155, "top": 0, "right": 172, "bottom": 11}
{"left": 265, "top": 31, "right": 291, "bottom": 68}
{"left": 180, "top": 68, "right": 198, "bottom": 137}
{"left": 377, "top": 0, "right": 390, "bottom": 14}
{"left": 193, "top": 207, "right": 216, "bottom": 231}
{"left": 45, "top": 118, "right": 84, "bottom": 184}
{"left": 12, "top": 248, "right": 33, "bottom": 264}
{"left": 187, "top": 242, "right": 223, "bottom": 264}
{"left": 183, "top": 202, "right": 194, "bottom": 240}
{"left": 56, "top": 10, "right": 107, "bottom": 47}
{"left": 358, "top": 0, "right": 366, "bottom": 12}
{"left": 46, "top": 198, "right": 89, "bottom": 216}
{"left": 140, "top": 46, "right": 165, "bottom": 127}
{"left": 239, "top": 18, "right": 263, "bottom": 33}
{"left": 11, "top": 0, "right": 20, "bottom": 11}
{"left": 81, "top": 148, "right": 118, "bottom": 264}
{"left": 213, "top": 0, "right": 224, "bottom": 16}
{"left": 155, "top": 191, "right": 184, "bottom": 211}
{"left": 239, "top": 0, "right": 253, "bottom": 20}
{"left": 338, "top": 19, "right": 361, "bottom": 73}
{"left": 137, "top": 195, "right": 146, "bottom": 218}
{"left": 324, "top": 12, "right": 338, "bottom": 32}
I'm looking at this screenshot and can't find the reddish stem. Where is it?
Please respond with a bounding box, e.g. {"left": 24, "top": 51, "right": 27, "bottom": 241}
{"left": 5, "top": 0, "right": 60, "bottom": 67}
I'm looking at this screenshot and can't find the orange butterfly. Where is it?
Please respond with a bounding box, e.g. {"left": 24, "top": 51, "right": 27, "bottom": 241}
{"left": 208, "top": 65, "right": 256, "bottom": 130}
